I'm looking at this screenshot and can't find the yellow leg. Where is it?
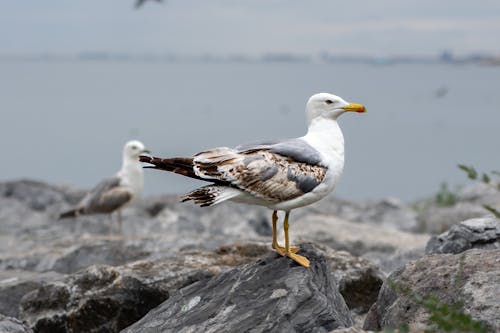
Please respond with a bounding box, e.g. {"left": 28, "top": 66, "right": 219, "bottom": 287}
{"left": 284, "top": 211, "right": 310, "bottom": 268}
{"left": 271, "top": 210, "right": 299, "bottom": 255}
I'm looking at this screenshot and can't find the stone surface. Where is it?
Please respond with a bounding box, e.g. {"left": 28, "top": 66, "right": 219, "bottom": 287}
{"left": 18, "top": 243, "right": 271, "bottom": 333}
{"left": 20, "top": 265, "right": 168, "bottom": 333}
{"left": 0, "top": 270, "right": 63, "bottom": 318}
{"left": 363, "top": 249, "right": 500, "bottom": 332}
{"left": 123, "top": 244, "right": 354, "bottom": 333}
{"left": 415, "top": 182, "right": 500, "bottom": 234}
{"left": 321, "top": 247, "right": 385, "bottom": 314}
{"left": 0, "top": 314, "right": 33, "bottom": 333}
{"left": 288, "top": 215, "right": 430, "bottom": 273}
{"left": 426, "top": 217, "right": 500, "bottom": 255}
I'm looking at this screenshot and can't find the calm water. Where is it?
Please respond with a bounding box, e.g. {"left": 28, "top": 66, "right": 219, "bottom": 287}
{"left": 1, "top": 61, "right": 499, "bottom": 201}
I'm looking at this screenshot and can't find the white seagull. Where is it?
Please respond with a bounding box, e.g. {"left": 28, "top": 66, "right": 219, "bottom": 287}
{"left": 60, "top": 140, "right": 150, "bottom": 231}
{"left": 141, "top": 93, "right": 366, "bottom": 267}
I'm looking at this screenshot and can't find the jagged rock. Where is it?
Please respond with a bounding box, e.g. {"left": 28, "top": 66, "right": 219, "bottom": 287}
{"left": 417, "top": 202, "right": 490, "bottom": 234}
{"left": 288, "top": 215, "right": 429, "bottom": 273}
{"left": 306, "top": 197, "right": 419, "bottom": 232}
{"left": 363, "top": 249, "right": 500, "bottom": 332}
{"left": 0, "top": 314, "right": 33, "bottom": 333}
{"left": 415, "top": 183, "right": 500, "bottom": 234}
{"left": 19, "top": 243, "right": 271, "bottom": 333}
{"left": 20, "top": 265, "right": 168, "bottom": 333}
{"left": 329, "top": 328, "right": 370, "bottom": 333}
{"left": 0, "top": 239, "right": 151, "bottom": 274}
{"left": 0, "top": 179, "right": 84, "bottom": 211}
{"left": 320, "top": 246, "right": 385, "bottom": 314}
{"left": 122, "top": 244, "right": 354, "bottom": 333}
{"left": 0, "top": 270, "right": 63, "bottom": 318}
{"left": 426, "top": 217, "right": 500, "bottom": 255}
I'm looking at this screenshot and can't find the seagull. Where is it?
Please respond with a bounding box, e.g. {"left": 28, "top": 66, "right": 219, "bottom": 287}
{"left": 140, "top": 93, "right": 366, "bottom": 267}
{"left": 60, "top": 140, "right": 150, "bottom": 232}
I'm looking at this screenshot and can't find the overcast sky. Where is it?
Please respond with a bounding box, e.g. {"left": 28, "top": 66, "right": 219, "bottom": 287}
{"left": 1, "top": 0, "right": 500, "bottom": 55}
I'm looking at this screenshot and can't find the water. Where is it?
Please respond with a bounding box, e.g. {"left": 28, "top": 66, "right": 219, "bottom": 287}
{"left": 1, "top": 61, "right": 499, "bottom": 201}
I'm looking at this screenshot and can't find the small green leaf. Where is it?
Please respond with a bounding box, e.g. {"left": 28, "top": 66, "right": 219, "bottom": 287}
{"left": 483, "top": 205, "right": 500, "bottom": 218}
{"left": 458, "top": 164, "right": 478, "bottom": 179}
{"left": 481, "top": 173, "right": 490, "bottom": 184}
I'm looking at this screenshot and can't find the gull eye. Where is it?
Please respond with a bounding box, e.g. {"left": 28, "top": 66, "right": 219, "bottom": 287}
{"left": 131, "top": 145, "right": 138, "bottom": 150}
{"left": 325, "top": 100, "right": 333, "bottom": 105}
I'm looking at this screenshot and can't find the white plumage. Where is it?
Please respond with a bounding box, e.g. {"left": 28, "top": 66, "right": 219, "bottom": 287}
{"left": 142, "top": 93, "right": 366, "bottom": 267}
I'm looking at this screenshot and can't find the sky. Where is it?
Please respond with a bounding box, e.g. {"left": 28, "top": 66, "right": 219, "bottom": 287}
{"left": 1, "top": 0, "right": 500, "bottom": 56}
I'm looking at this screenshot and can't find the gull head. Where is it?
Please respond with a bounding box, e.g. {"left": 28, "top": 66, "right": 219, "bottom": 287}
{"left": 306, "top": 93, "right": 366, "bottom": 124}
{"left": 123, "top": 140, "right": 150, "bottom": 160}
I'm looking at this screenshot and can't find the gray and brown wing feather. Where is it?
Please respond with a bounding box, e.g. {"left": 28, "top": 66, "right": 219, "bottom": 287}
{"left": 81, "top": 177, "right": 132, "bottom": 214}
{"left": 193, "top": 147, "right": 326, "bottom": 203}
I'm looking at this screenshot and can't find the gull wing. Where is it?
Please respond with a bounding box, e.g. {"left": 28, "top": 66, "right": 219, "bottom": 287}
{"left": 80, "top": 177, "right": 132, "bottom": 214}
{"left": 193, "top": 145, "right": 326, "bottom": 202}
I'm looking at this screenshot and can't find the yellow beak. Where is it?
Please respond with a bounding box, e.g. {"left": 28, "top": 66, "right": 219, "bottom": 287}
{"left": 343, "top": 103, "right": 366, "bottom": 113}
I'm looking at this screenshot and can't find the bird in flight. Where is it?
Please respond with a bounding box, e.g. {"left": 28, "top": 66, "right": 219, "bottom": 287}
{"left": 60, "top": 140, "right": 150, "bottom": 232}
{"left": 141, "top": 93, "right": 366, "bottom": 267}
{"left": 135, "top": 0, "right": 163, "bottom": 9}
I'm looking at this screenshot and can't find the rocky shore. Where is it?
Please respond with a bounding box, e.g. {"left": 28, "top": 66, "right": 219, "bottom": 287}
{"left": 0, "top": 179, "right": 499, "bottom": 332}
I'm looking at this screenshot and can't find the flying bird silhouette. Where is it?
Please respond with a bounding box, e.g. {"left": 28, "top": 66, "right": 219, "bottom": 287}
{"left": 135, "top": 0, "right": 163, "bottom": 9}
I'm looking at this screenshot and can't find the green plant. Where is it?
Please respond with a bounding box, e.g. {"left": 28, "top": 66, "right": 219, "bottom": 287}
{"left": 387, "top": 278, "right": 489, "bottom": 333}
{"left": 435, "top": 182, "right": 458, "bottom": 207}
{"left": 458, "top": 164, "right": 500, "bottom": 218}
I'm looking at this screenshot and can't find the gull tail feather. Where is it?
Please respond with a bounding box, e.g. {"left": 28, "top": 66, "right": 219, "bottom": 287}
{"left": 139, "top": 155, "right": 200, "bottom": 180}
{"left": 59, "top": 208, "right": 83, "bottom": 219}
{"left": 181, "top": 186, "right": 241, "bottom": 207}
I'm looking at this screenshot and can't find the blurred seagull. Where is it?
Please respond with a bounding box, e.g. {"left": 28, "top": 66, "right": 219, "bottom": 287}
{"left": 60, "top": 140, "right": 150, "bottom": 232}
{"left": 135, "top": 0, "right": 163, "bottom": 9}
{"left": 140, "top": 93, "right": 366, "bottom": 267}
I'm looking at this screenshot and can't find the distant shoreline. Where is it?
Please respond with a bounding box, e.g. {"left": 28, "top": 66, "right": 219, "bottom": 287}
{"left": 1, "top": 51, "right": 500, "bottom": 66}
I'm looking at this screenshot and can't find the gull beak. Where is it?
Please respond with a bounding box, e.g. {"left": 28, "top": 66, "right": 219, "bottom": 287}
{"left": 343, "top": 103, "right": 366, "bottom": 113}
{"left": 141, "top": 149, "right": 151, "bottom": 155}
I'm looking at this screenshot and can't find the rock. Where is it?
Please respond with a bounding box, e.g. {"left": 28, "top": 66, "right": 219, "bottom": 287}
{"left": 363, "top": 249, "right": 500, "bottom": 332}
{"left": 415, "top": 183, "right": 500, "bottom": 234}
{"left": 122, "top": 244, "right": 354, "bottom": 333}
{"left": 417, "top": 202, "right": 490, "bottom": 234}
{"left": 300, "top": 196, "right": 419, "bottom": 232}
{"left": 0, "top": 270, "right": 63, "bottom": 318}
{"left": 288, "top": 215, "right": 430, "bottom": 273}
{"left": 0, "top": 179, "right": 84, "bottom": 211}
{"left": 0, "top": 239, "right": 151, "bottom": 274}
{"left": 426, "top": 217, "right": 500, "bottom": 255}
{"left": 328, "top": 328, "right": 370, "bottom": 333}
{"left": 19, "top": 243, "right": 271, "bottom": 333}
{"left": 320, "top": 247, "right": 385, "bottom": 315}
{"left": 20, "top": 265, "right": 168, "bottom": 333}
{"left": 0, "top": 314, "right": 33, "bottom": 333}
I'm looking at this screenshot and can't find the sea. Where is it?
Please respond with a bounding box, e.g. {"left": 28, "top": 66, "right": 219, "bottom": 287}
{"left": 1, "top": 60, "right": 499, "bottom": 201}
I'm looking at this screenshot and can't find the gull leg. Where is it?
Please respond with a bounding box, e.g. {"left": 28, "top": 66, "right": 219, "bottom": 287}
{"left": 284, "top": 211, "right": 310, "bottom": 268}
{"left": 117, "top": 210, "right": 123, "bottom": 234}
{"left": 271, "top": 210, "right": 299, "bottom": 255}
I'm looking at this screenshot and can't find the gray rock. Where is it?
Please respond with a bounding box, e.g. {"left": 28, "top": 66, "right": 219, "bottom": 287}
{"left": 415, "top": 183, "right": 500, "bottom": 234}
{"left": 321, "top": 247, "right": 385, "bottom": 314}
{"left": 301, "top": 196, "right": 419, "bottom": 232}
{"left": 0, "top": 270, "right": 63, "bottom": 318}
{"left": 0, "top": 314, "right": 33, "bottom": 333}
{"left": 122, "top": 244, "right": 354, "bottom": 333}
{"left": 426, "top": 217, "right": 500, "bottom": 255}
{"left": 363, "top": 249, "right": 500, "bottom": 332}
{"left": 19, "top": 243, "right": 272, "bottom": 333}
{"left": 0, "top": 179, "right": 84, "bottom": 211}
{"left": 288, "top": 215, "right": 430, "bottom": 273}
{"left": 20, "top": 265, "right": 168, "bottom": 333}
